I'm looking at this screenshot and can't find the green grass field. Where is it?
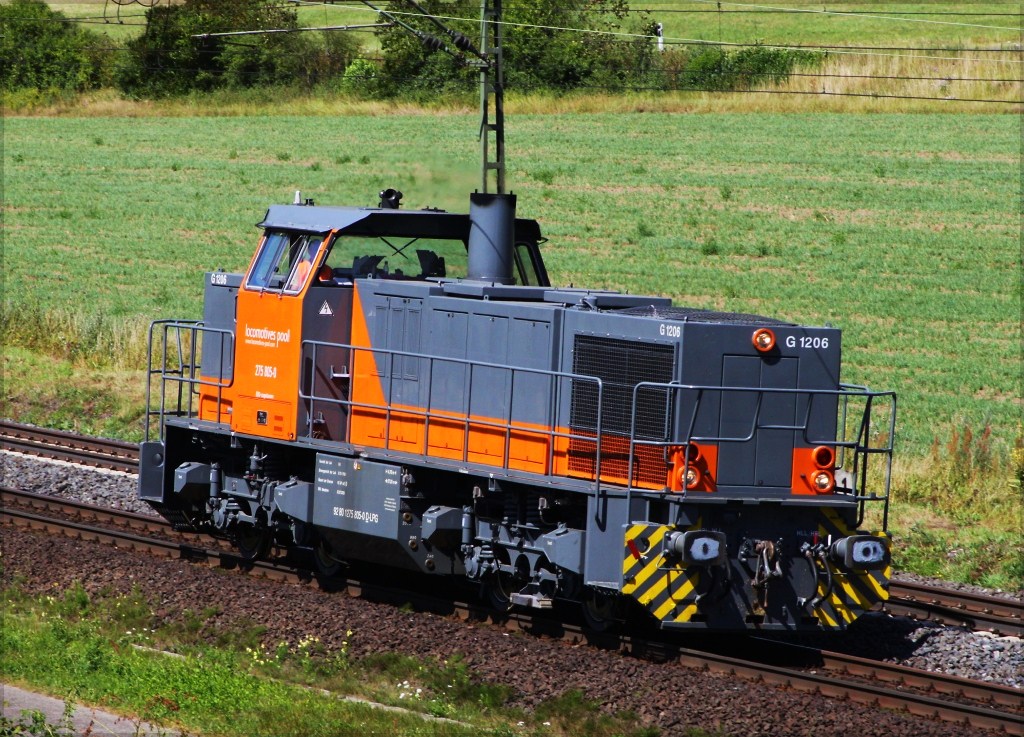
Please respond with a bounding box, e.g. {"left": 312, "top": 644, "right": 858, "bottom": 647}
{"left": 650, "top": 2, "right": 1022, "bottom": 46}
{"left": 48, "top": 1, "right": 1023, "bottom": 47}
{"left": 4, "top": 112, "right": 1019, "bottom": 457}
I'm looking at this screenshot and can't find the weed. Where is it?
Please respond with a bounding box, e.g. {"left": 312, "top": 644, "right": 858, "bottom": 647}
{"left": 700, "top": 238, "right": 720, "bottom": 256}
{"left": 335, "top": 154, "right": 351, "bottom": 164}
{"left": 309, "top": 162, "right": 321, "bottom": 171}
{"left": 0, "top": 701, "right": 78, "bottom": 736}
{"left": 899, "top": 423, "right": 1009, "bottom": 524}
{"left": 719, "top": 184, "right": 732, "bottom": 201}
{"left": 228, "top": 148, "right": 238, "bottom": 159}
{"left": 358, "top": 154, "right": 370, "bottom": 164}
{"left": 532, "top": 168, "right": 557, "bottom": 185}
{"left": 534, "top": 690, "right": 662, "bottom": 737}
{"left": 276, "top": 152, "right": 291, "bottom": 161}
{"left": 1, "top": 301, "right": 150, "bottom": 370}
{"left": 637, "top": 221, "right": 655, "bottom": 239}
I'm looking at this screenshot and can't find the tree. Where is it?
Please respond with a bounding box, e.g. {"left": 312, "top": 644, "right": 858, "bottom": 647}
{"left": 116, "top": 0, "right": 359, "bottom": 97}
{"left": 0, "top": 0, "right": 110, "bottom": 92}
{"left": 372, "top": 0, "right": 650, "bottom": 97}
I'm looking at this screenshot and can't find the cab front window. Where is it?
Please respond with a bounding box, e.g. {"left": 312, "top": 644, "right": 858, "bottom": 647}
{"left": 246, "top": 231, "right": 325, "bottom": 292}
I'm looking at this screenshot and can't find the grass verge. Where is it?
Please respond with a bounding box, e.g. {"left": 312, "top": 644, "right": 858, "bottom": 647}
{"left": 0, "top": 583, "right": 670, "bottom": 737}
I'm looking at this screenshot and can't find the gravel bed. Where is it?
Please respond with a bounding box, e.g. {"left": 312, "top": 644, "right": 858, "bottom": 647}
{"left": 2, "top": 450, "right": 1021, "bottom": 734}
{"left": 1, "top": 450, "right": 155, "bottom": 516}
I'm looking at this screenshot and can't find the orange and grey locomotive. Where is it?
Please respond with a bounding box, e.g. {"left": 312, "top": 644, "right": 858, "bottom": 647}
{"left": 139, "top": 190, "right": 895, "bottom": 631}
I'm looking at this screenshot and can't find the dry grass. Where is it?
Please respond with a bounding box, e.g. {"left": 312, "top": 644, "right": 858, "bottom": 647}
{"left": 770, "top": 45, "right": 1022, "bottom": 108}
{"left": 6, "top": 38, "right": 1019, "bottom": 117}
{"left": 12, "top": 88, "right": 477, "bottom": 118}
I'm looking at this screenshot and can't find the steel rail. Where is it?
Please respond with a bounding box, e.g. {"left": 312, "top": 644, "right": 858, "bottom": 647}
{"left": 745, "top": 637, "right": 1023, "bottom": 711}
{"left": 2, "top": 486, "right": 1020, "bottom": 735}
{"left": 668, "top": 645, "right": 1022, "bottom": 735}
{"left": 888, "top": 580, "right": 1023, "bottom": 638}
{"left": 817, "top": 646, "right": 1023, "bottom": 712}
{"left": 0, "top": 420, "right": 140, "bottom": 473}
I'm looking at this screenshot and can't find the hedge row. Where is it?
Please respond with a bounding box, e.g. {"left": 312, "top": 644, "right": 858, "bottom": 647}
{"left": 1, "top": 0, "right": 821, "bottom": 99}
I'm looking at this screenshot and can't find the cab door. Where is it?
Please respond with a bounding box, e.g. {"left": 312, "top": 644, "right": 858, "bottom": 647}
{"left": 231, "top": 230, "right": 327, "bottom": 441}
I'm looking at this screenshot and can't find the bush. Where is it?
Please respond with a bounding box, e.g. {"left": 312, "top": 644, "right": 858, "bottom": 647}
{"left": 340, "top": 58, "right": 384, "bottom": 98}
{"left": 0, "top": 0, "right": 111, "bottom": 92}
{"left": 679, "top": 44, "right": 823, "bottom": 92}
{"left": 220, "top": 29, "right": 360, "bottom": 90}
{"left": 116, "top": 0, "right": 360, "bottom": 98}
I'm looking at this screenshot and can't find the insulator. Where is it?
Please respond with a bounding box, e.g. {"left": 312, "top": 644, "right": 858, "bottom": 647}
{"left": 450, "top": 32, "right": 476, "bottom": 53}
{"left": 419, "top": 33, "right": 444, "bottom": 52}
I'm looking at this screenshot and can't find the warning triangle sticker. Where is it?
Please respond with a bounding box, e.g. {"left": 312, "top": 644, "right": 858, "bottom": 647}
{"left": 319, "top": 301, "right": 333, "bottom": 316}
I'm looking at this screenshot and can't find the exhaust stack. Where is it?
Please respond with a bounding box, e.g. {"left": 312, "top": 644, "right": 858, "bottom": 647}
{"left": 467, "top": 192, "right": 516, "bottom": 284}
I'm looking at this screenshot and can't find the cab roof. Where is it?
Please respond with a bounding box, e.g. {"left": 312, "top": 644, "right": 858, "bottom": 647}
{"left": 258, "top": 204, "right": 544, "bottom": 244}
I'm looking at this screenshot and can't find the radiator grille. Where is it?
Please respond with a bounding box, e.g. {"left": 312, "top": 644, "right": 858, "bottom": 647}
{"left": 569, "top": 336, "right": 675, "bottom": 487}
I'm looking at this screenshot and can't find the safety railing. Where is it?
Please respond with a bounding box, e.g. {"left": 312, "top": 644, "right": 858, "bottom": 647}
{"left": 300, "top": 338, "right": 611, "bottom": 495}
{"left": 624, "top": 381, "right": 896, "bottom": 527}
{"left": 143, "top": 320, "right": 234, "bottom": 442}
{"left": 298, "top": 340, "right": 894, "bottom": 524}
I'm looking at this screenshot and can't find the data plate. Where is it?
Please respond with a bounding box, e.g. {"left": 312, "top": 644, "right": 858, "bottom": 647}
{"left": 312, "top": 454, "right": 401, "bottom": 538}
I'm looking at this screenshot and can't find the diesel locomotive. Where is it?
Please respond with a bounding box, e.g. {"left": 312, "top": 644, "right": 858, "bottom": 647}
{"left": 139, "top": 189, "right": 895, "bottom": 631}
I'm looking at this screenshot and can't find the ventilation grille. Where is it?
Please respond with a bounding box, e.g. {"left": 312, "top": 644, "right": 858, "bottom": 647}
{"left": 569, "top": 335, "right": 675, "bottom": 487}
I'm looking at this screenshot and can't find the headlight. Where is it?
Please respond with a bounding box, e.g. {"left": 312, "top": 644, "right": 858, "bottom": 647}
{"left": 668, "top": 530, "right": 728, "bottom": 566}
{"left": 679, "top": 464, "right": 702, "bottom": 490}
{"left": 812, "top": 470, "right": 835, "bottom": 493}
{"left": 752, "top": 328, "right": 776, "bottom": 353}
{"left": 831, "top": 535, "right": 889, "bottom": 570}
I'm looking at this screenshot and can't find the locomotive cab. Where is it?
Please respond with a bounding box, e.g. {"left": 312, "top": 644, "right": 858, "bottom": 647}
{"left": 193, "top": 200, "right": 551, "bottom": 446}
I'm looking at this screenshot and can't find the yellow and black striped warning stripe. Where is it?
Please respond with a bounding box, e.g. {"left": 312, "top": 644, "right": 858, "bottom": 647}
{"left": 621, "top": 523, "right": 701, "bottom": 624}
{"left": 810, "top": 508, "right": 892, "bottom": 628}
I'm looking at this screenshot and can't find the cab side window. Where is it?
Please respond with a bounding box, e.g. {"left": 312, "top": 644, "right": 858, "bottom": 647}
{"left": 245, "top": 231, "right": 324, "bottom": 292}
{"left": 247, "top": 232, "right": 290, "bottom": 290}
{"left": 284, "top": 236, "right": 323, "bottom": 293}
{"left": 514, "top": 242, "right": 541, "bottom": 286}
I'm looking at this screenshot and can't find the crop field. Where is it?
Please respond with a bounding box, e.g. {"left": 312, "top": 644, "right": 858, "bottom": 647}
{"left": 49, "top": 1, "right": 1023, "bottom": 46}
{"left": 651, "top": 2, "right": 1021, "bottom": 46}
{"left": 3, "top": 112, "right": 1019, "bottom": 458}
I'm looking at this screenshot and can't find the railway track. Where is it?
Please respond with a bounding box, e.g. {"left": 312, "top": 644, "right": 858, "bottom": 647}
{"left": 887, "top": 580, "right": 1023, "bottom": 638}
{"left": 2, "top": 485, "right": 1021, "bottom": 735}
{"left": 3, "top": 420, "right": 1021, "bottom": 638}
{"left": 0, "top": 419, "right": 139, "bottom": 473}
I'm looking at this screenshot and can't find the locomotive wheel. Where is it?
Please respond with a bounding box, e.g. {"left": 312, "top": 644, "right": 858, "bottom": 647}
{"left": 581, "top": 590, "right": 621, "bottom": 633}
{"left": 235, "top": 526, "right": 272, "bottom": 561}
{"left": 483, "top": 570, "right": 516, "bottom": 613}
{"left": 313, "top": 540, "right": 343, "bottom": 578}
